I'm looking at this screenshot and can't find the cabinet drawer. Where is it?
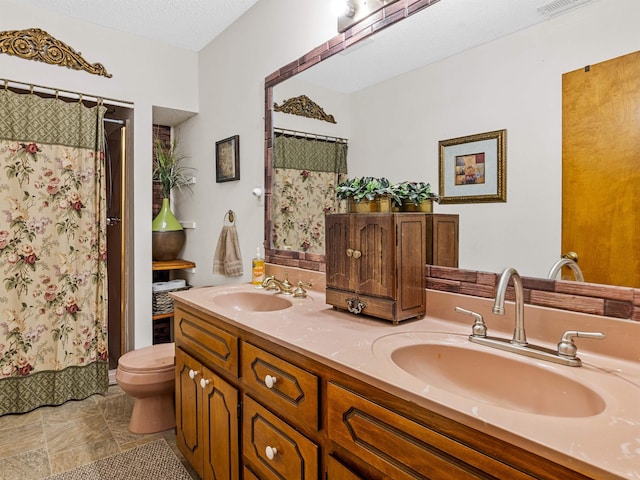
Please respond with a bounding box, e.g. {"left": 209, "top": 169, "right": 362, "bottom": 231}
{"left": 326, "top": 288, "right": 397, "bottom": 322}
{"left": 243, "top": 396, "right": 318, "bottom": 480}
{"left": 327, "top": 383, "right": 533, "bottom": 480}
{"left": 174, "top": 306, "right": 239, "bottom": 377}
{"left": 242, "top": 342, "right": 319, "bottom": 430}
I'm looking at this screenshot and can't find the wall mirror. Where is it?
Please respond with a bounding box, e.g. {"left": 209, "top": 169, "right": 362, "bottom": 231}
{"left": 264, "top": 0, "right": 638, "bottom": 291}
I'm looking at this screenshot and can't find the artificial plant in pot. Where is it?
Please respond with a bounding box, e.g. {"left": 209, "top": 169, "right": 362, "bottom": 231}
{"left": 336, "top": 176, "right": 393, "bottom": 212}
{"left": 152, "top": 139, "right": 194, "bottom": 261}
{"left": 391, "top": 181, "right": 439, "bottom": 212}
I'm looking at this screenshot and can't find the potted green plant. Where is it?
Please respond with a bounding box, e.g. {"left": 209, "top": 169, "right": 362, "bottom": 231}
{"left": 391, "top": 181, "right": 439, "bottom": 212}
{"left": 336, "top": 176, "right": 393, "bottom": 212}
{"left": 152, "top": 139, "right": 195, "bottom": 261}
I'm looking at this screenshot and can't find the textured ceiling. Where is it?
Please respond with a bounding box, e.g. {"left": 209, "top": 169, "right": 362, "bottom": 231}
{"left": 20, "top": 0, "right": 260, "bottom": 52}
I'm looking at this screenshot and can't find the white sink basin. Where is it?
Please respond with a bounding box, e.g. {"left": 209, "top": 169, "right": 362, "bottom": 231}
{"left": 210, "top": 291, "right": 292, "bottom": 312}
{"left": 374, "top": 332, "right": 606, "bottom": 417}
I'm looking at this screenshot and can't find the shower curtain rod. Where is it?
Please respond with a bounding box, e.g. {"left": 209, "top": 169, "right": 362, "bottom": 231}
{"left": 1, "top": 78, "right": 133, "bottom": 107}
{"left": 274, "top": 127, "right": 347, "bottom": 143}
{"left": 104, "top": 118, "right": 125, "bottom": 125}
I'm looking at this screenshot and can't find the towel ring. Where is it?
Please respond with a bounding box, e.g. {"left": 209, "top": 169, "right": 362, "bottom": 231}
{"left": 224, "top": 210, "right": 236, "bottom": 226}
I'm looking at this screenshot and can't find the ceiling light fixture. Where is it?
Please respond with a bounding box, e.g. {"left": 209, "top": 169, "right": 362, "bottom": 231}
{"left": 331, "top": 0, "right": 356, "bottom": 18}
{"left": 335, "top": 0, "right": 392, "bottom": 32}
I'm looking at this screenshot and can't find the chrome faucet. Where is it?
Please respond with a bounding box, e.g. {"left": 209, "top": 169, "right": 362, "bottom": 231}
{"left": 548, "top": 257, "right": 584, "bottom": 282}
{"left": 492, "top": 267, "right": 526, "bottom": 346}
{"left": 455, "top": 266, "right": 605, "bottom": 367}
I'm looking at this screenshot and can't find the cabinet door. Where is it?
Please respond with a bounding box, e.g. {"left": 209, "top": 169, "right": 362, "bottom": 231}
{"left": 200, "top": 366, "right": 239, "bottom": 480}
{"left": 175, "top": 348, "right": 204, "bottom": 478}
{"left": 326, "top": 214, "right": 352, "bottom": 291}
{"left": 327, "top": 455, "right": 365, "bottom": 479}
{"left": 426, "top": 214, "right": 459, "bottom": 267}
{"left": 353, "top": 214, "right": 394, "bottom": 298}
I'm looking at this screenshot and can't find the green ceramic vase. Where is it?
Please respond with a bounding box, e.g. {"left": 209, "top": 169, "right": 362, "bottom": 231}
{"left": 152, "top": 198, "right": 186, "bottom": 261}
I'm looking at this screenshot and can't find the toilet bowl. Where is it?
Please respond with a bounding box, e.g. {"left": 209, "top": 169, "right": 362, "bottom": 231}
{"left": 116, "top": 342, "right": 176, "bottom": 434}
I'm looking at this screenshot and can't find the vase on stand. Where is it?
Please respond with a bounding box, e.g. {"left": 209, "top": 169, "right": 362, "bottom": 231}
{"left": 152, "top": 198, "right": 186, "bottom": 261}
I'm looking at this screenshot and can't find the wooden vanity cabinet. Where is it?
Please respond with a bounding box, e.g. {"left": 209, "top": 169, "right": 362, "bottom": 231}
{"left": 173, "top": 301, "right": 593, "bottom": 480}
{"left": 325, "top": 213, "right": 427, "bottom": 323}
{"left": 174, "top": 308, "right": 240, "bottom": 480}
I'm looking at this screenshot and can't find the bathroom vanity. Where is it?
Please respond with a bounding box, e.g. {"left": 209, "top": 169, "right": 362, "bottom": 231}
{"left": 172, "top": 283, "right": 639, "bottom": 480}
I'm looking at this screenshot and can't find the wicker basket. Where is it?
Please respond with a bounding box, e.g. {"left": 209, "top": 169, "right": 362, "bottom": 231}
{"left": 152, "top": 285, "right": 190, "bottom": 315}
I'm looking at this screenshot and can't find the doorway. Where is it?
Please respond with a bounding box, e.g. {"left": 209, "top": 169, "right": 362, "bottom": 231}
{"left": 104, "top": 106, "right": 133, "bottom": 369}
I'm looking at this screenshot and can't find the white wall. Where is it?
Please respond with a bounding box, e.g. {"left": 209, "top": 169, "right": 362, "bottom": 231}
{"left": 0, "top": 2, "right": 198, "bottom": 348}
{"left": 175, "top": 0, "right": 336, "bottom": 287}
{"left": 347, "top": 0, "right": 639, "bottom": 277}
{"left": 4, "top": 0, "right": 637, "bottom": 347}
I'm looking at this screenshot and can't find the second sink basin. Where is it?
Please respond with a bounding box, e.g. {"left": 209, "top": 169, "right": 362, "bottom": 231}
{"left": 211, "top": 291, "right": 293, "bottom": 312}
{"left": 374, "top": 333, "right": 606, "bottom": 417}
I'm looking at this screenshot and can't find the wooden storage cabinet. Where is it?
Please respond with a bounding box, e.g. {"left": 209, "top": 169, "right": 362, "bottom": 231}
{"left": 175, "top": 348, "right": 239, "bottom": 480}
{"left": 174, "top": 306, "right": 240, "bottom": 480}
{"left": 426, "top": 213, "right": 459, "bottom": 268}
{"left": 326, "top": 213, "right": 427, "bottom": 323}
{"left": 173, "top": 300, "right": 590, "bottom": 480}
{"left": 327, "top": 382, "right": 533, "bottom": 480}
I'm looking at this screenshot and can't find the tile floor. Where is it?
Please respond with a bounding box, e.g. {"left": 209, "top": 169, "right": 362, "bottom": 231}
{"left": 0, "top": 384, "right": 199, "bottom": 480}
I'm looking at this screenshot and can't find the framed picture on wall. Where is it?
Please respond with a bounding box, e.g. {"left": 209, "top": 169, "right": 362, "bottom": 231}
{"left": 215, "top": 135, "right": 240, "bottom": 182}
{"left": 438, "top": 129, "right": 506, "bottom": 204}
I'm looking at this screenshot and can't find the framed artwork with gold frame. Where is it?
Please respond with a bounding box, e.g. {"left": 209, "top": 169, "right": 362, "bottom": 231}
{"left": 439, "top": 129, "right": 506, "bottom": 204}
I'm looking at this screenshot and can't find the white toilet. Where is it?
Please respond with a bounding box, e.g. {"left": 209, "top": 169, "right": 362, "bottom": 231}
{"left": 116, "top": 342, "right": 176, "bottom": 434}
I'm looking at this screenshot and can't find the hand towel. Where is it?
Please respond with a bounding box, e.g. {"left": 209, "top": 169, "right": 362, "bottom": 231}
{"left": 213, "top": 224, "right": 243, "bottom": 276}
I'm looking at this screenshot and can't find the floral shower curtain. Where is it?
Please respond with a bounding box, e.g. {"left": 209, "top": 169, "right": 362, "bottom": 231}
{"left": 0, "top": 88, "right": 109, "bottom": 415}
{"left": 272, "top": 133, "right": 348, "bottom": 254}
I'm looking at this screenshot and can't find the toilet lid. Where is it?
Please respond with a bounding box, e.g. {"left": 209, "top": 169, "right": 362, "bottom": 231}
{"left": 118, "top": 342, "right": 175, "bottom": 373}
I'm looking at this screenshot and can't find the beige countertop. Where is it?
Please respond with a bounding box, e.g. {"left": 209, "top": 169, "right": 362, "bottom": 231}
{"left": 172, "top": 283, "right": 640, "bottom": 480}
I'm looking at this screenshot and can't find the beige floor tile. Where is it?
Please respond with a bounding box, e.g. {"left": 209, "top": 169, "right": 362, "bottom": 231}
{"left": 44, "top": 413, "right": 112, "bottom": 455}
{"left": 47, "top": 437, "right": 120, "bottom": 475}
{"left": 40, "top": 397, "right": 100, "bottom": 424}
{"left": 0, "top": 408, "right": 42, "bottom": 432}
{"left": 0, "top": 422, "right": 45, "bottom": 459}
{"left": 0, "top": 448, "right": 50, "bottom": 480}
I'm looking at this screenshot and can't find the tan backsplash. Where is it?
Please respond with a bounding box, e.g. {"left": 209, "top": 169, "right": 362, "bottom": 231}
{"left": 265, "top": 263, "right": 326, "bottom": 293}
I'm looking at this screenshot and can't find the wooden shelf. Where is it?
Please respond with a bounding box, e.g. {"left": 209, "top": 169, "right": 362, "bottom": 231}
{"left": 153, "top": 258, "right": 196, "bottom": 271}
{"left": 152, "top": 312, "right": 174, "bottom": 321}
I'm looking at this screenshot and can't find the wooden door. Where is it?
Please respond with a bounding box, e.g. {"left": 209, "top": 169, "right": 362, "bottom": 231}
{"left": 325, "top": 214, "right": 352, "bottom": 291}
{"left": 354, "top": 214, "right": 394, "bottom": 298}
{"left": 175, "top": 348, "right": 203, "bottom": 478}
{"left": 562, "top": 50, "right": 640, "bottom": 287}
{"left": 201, "top": 366, "right": 239, "bottom": 480}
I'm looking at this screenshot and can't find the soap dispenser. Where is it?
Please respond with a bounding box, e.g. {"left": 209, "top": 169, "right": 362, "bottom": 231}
{"left": 251, "top": 247, "right": 265, "bottom": 285}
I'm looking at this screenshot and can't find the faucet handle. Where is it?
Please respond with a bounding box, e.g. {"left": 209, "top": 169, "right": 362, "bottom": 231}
{"left": 455, "top": 307, "right": 487, "bottom": 337}
{"left": 557, "top": 331, "right": 605, "bottom": 358}
{"left": 293, "top": 281, "right": 308, "bottom": 298}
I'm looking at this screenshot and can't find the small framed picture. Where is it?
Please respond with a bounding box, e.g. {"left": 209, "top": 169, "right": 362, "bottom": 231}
{"left": 215, "top": 135, "right": 240, "bottom": 182}
{"left": 438, "top": 129, "right": 506, "bottom": 204}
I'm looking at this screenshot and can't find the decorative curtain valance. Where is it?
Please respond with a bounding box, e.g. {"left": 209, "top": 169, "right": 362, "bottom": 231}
{"left": 0, "top": 28, "right": 112, "bottom": 78}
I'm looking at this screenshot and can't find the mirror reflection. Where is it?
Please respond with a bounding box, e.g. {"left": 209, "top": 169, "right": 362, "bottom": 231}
{"left": 267, "top": 0, "right": 639, "bottom": 288}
